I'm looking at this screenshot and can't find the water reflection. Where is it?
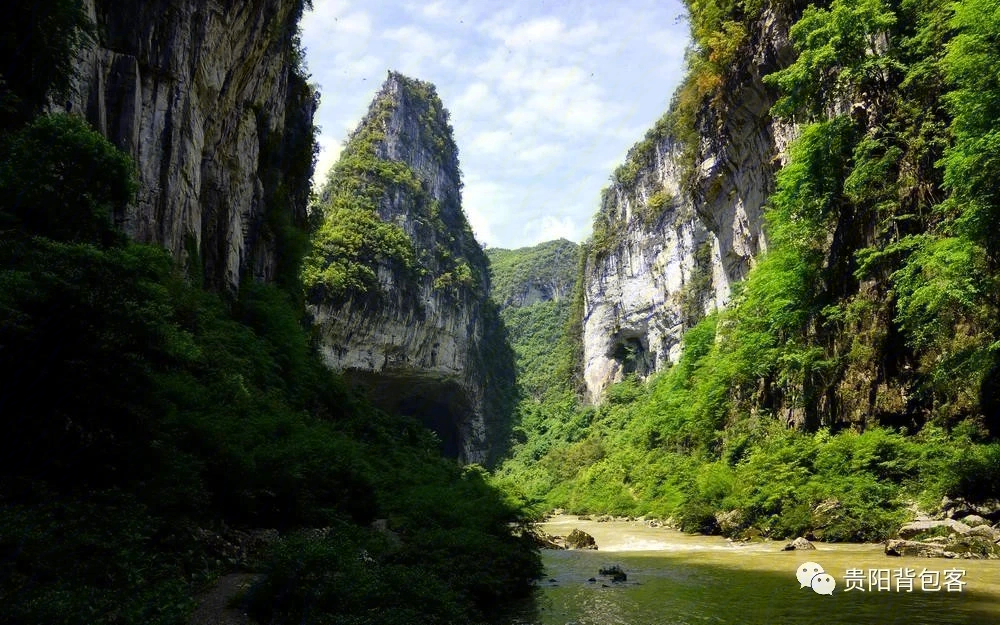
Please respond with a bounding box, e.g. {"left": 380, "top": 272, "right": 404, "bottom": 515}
{"left": 513, "top": 516, "right": 1000, "bottom": 625}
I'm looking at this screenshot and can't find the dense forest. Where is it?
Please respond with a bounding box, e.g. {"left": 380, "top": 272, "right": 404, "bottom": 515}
{"left": 486, "top": 240, "right": 580, "bottom": 400}
{"left": 498, "top": 0, "right": 1000, "bottom": 545}
{"left": 0, "top": 3, "right": 538, "bottom": 624}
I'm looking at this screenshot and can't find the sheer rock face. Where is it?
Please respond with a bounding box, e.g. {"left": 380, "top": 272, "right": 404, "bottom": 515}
{"left": 581, "top": 7, "right": 797, "bottom": 403}
{"left": 309, "top": 73, "right": 510, "bottom": 465}
{"left": 64, "top": 0, "right": 316, "bottom": 291}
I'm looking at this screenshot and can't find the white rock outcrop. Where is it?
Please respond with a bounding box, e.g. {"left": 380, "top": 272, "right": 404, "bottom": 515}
{"left": 581, "top": 7, "right": 797, "bottom": 402}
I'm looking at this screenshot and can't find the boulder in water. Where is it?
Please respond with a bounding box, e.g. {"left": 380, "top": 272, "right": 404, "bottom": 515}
{"left": 885, "top": 539, "right": 956, "bottom": 558}
{"left": 897, "top": 518, "right": 972, "bottom": 539}
{"left": 715, "top": 509, "right": 744, "bottom": 535}
{"left": 942, "top": 535, "right": 1000, "bottom": 558}
{"left": 599, "top": 565, "right": 627, "bottom": 583}
{"left": 783, "top": 537, "right": 816, "bottom": 551}
{"left": 965, "top": 525, "right": 1000, "bottom": 541}
{"left": 566, "top": 528, "right": 598, "bottom": 550}
{"left": 529, "top": 529, "right": 567, "bottom": 550}
{"left": 961, "top": 514, "right": 989, "bottom": 527}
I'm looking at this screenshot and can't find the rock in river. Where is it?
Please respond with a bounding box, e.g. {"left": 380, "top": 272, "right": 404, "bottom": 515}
{"left": 783, "top": 537, "right": 816, "bottom": 551}
{"left": 599, "top": 565, "right": 627, "bottom": 583}
{"left": 885, "top": 539, "right": 956, "bottom": 558}
{"left": 566, "top": 529, "right": 598, "bottom": 550}
{"left": 897, "top": 519, "right": 972, "bottom": 539}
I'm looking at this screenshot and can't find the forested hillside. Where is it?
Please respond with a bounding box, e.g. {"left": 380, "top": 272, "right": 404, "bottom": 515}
{"left": 0, "top": 4, "right": 538, "bottom": 625}
{"left": 487, "top": 239, "right": 580, "bottom": 400}
{"left": 499, "top": 0, "right": 1000, "bottom": 544}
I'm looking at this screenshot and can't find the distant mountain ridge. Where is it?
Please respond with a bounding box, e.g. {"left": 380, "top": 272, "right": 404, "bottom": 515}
{"left": 487, "top": 239, "right": 580, "bottom": 402}
{"left": 487, "top": 238, "right": 579, "bottom": 309}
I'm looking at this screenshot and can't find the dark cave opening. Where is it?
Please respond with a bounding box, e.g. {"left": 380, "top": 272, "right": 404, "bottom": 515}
{"left": 397, "top": 395, "right": 463, "bottom": 459}
{"left": 612, "top": 334, "right": 655, "bottom": 377}
{"left": 345, "top": 370, "right": 472, "bottom": 460}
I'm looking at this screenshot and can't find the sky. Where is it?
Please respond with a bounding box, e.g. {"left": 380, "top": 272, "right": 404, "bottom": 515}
{"left": 300, "top": 0, "right": 691, "bottom": 250}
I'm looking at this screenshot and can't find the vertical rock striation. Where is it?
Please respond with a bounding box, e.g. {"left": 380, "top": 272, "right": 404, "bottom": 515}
{"left": 64, "top": 0, "right": 316, "bottom": 291}
{"left": 307, "top": 72, "right": 515, "bottom": 465}
{"left": 581, "top": 7, "right": 797, "bottom": 402}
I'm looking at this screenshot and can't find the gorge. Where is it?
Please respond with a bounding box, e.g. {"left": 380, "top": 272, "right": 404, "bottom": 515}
{"left": 497, "top": 0, "right": 1000, "bottom": 551}
{"left": 3, "top": 0, "right": 1000, "bottom": 623}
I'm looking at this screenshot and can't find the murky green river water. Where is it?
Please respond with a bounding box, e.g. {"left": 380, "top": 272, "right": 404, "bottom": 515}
{"left": 512, "top": 516, "right": 1000, "bottom": 625}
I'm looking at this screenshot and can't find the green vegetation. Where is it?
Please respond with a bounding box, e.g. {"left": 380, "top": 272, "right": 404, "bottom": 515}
{"left": 303, "top": 72, "right": 517, "bottom": 464}
{"left": 590, "top": 117, "right": 677, "bottom": 260}
{"left": 0, "top": 19, "right": 537, "bottom": 623}
{"left": 305, "top": 73, "right": 482, "bottom": 303}
{"left": 500, "top": 300, "right": 576, "bottom": 400}
{"left": 643, "top": 189, "right": 675, "bottom": 227}
{"left": 0, "top": 0, "right": 93, "bottom": 130}
{"left": 499, "top": 0, "right": 1000, "bottom": 540}
{"left": 486, "top": 239, "right": 578, "bottom": 308}
{"left": 486, "top": 240, "right": 581, "bottom": 403}
{"left": 304, "top": 92, "right": 420, "bottom": 299}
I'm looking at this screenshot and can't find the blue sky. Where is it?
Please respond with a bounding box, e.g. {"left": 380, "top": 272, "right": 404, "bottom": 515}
{"left": 300, "top": 0, "right": 690, "bottom": 249}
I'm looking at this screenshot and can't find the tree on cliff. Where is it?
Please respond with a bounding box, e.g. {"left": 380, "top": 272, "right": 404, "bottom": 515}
{"left": 0, "top": 0, "right": 93, "bottom": 130}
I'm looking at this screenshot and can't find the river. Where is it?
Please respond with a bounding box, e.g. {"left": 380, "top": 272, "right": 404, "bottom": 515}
{"left": 512, "top": 515, "right": 1000, "bottom": 625}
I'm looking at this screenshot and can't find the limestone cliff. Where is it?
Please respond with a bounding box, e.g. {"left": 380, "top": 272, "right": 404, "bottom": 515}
{"left": 306, "top": 72, "right": 515, "bottom": 465}
{"left": 581, "top": 7, "right": 798, "bottom": 402}
{"left": 64, "top": 0, "right": 316, "bottom": 291}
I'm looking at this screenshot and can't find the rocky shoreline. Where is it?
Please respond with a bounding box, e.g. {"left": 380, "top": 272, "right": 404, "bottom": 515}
{"left": 533, "top": 497, "right": 1000, "bottom": 559}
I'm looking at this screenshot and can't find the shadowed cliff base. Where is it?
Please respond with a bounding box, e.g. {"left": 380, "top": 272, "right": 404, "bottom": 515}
{"left": 345, "top": 370, "right": 479, "bottom": 462}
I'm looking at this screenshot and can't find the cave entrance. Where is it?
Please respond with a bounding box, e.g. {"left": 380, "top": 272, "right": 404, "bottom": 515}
{"left": 344, "top": 370, "right": 471, "bottom": 460}
{"left": 397, "top": 394, "right": 462, "bottom": 458}
{"left": 612, "top": 335, "right": 654, "bottom": 377}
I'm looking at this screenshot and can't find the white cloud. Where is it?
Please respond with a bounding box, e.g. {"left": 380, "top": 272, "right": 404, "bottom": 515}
{"left": 452, "top": 82, "right": 498, "bottom": 116}
{"left": 405, "top": 0, "right": 480, "bottom": 24}
{"left": 415, "top": 0, "right": 449, "bottom": 20}
{"left": 312, "top": 137, "right": 343, "bottom": 186}
{"left": 482, "top": 14, "right": 601, "bottom": 50}
{"left": 503, "top": 106, "right": 539, "bottom": 130}
{"left": 470, "top": 129, "right": 511, "bottom": 153}
{"left": 646, "top": 28, "right": 689, "bottom": 71}
{"left": 522, "top": 215, "right": 583, "bottom": 246}
{"left": 383, "top": 26, "right": 440, "bottom": 54}
{"left": 302, "top": 3, "right": 372, "bottom": 44}
{"left": 380, "top": 25, "right": 456, "bottom": 75}
{"left": 337, "top": 11, "right": 374, "bottom": 37}
{"left": 516, "top": 142, "right": 563, "bottom": 164}
{"left": 302, "top": 0, "right": 352, "bottom": 32}
{"left": 500, "top": 16, "right": 565, "bottom": 47}
{"left": 461, "top": 176, "right": 502, "bottom": 244}
{"left": 339, "top": 53, "right": 383, "bottom": 79}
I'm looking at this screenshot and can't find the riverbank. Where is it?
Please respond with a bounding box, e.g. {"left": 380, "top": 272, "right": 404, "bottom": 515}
{"left": 517, "top": 515, "right": 1000, "bottom": 625}
{"left": 536, "top": 499, "right": 1000, "bottom": 556}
